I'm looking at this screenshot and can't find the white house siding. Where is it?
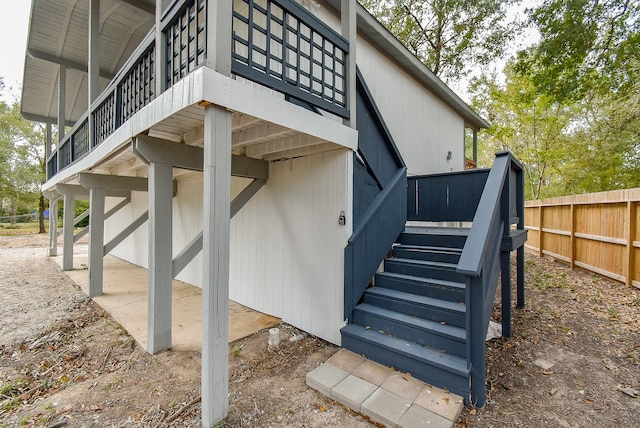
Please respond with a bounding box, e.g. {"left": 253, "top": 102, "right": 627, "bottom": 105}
{"left": 356, "top": 39, "right": 466, "bottom": 175}
{"left": 105, "top": 148, "right": 351, "bottom": 345}
{"left": 307, "top": 2, "right": 466, "bottom": 175}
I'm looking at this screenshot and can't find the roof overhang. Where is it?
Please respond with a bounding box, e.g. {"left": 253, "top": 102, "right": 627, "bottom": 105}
{"left": 20, "top": 0, "right": 155, "bottom": 126}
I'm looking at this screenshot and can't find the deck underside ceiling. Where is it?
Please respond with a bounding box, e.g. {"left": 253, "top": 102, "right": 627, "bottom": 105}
{"left": 53, "top": 105, "right": 342, "bottom": 187}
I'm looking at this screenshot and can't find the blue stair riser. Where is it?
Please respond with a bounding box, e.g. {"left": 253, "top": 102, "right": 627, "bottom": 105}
{"left": 352, "top": 307, "right": 467, "bottom": 358}
{"left": 341, "top": 327, "right": 470, "bottom": 399}
{"left": 375, "top": 272, "right": 465, "bottom": 302}
{"left": 384, "top": 259, "right": 467, "bottom": 282}
{"left": 363, "top": 291, "right": 466, "bottom": 328}
{"left": 399, "top": 232, "right": 467, "bottom": 249}
{"left": 392, "top": 247, "right": 461, "bottom": 264}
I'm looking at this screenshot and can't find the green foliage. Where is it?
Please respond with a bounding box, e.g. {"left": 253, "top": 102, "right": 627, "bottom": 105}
{"left": 470, "top": 64, "right": 574, "bottom": 199}
{"left": 471, "top": 0, "right": 640, "bottom": 199}
{"left": 359, "top": 0, "right": 521, "bottom": 82}
{"left": 0, "top": 87, "right": 47, "bottom": 223}
{"left": 517, "top": 0, "right": 640, "bottom": 102}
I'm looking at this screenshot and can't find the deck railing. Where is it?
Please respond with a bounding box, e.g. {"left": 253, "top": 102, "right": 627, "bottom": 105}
{"left": 46, "top": 0, "right": 350, "bottom": 180}
{"left": 408, "top": 152, "right": 526, "bottom": 406}
{"left": 232, "top": 0, "right": 349, "bottom": 118}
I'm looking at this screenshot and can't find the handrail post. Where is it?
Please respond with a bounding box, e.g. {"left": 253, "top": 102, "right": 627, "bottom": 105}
{"left": 500, "top": 161, "right": 512, "bottom": 338}
{"left": 469, "top": 275, "right": 486, "bottom": 406}
{"left": 516, "top": 159, "right": 526, "bottom": 308}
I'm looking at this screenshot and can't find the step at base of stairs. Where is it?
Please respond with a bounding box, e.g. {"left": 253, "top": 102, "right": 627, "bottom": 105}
{"left": 306, "top": 349, "right": 463, "bottom": 428}
{"left": 341, "top": 324, "right": 470, "bottom": 398}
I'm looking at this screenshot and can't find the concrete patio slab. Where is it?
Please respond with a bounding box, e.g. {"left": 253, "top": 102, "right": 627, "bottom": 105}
{"left": 54, "top": 253, "right": 280, "bottom": 351}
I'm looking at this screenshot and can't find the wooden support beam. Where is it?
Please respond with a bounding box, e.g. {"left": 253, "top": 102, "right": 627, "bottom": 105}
{"left": 230, "top": 179, "right": 266, "bottom": 218}
{"left": 231, "top": 123, "right": 291, "bottom": 147}
{"left": 58, "top": 65, "right": 66, "bottom": 141}
{"left": 133, "top": 135, "right": 269, "bottom": 179}
{"left": 147, "top": 162, "right": 174, "bottom": 354}
{"left": 244, "top": 134, "right": 324, "bottom": 158}
{"left": 74, "top": 226, "right": 89, "bottom": 243}
{"left": 202, "top": 105, "right": 232, "bottom": 427}
{"left": 105, "top": 197, "right": 131, "bottom": 219}
{"left": 62, "top": 194, "right": 75, "bottom": 270}
{"left": 88, "top": 187, "right": 106, "bottom": 297}
{"left": 74, "top": 209, "right": 90, "bottom": 225}
{"left": 172, "top": 233, "right": 203, "bottom": 279}
{"left": 261, "top": 142, "right": 338, "bottom": 161}
{"left": 27, "top": 49, "right": 115, "bottom": 81}
{"left": 119, "top": 0, "right": 155, "bottom": 14}
{"left": 172, "top": 179, "right": 266, "bottom": 278}
{"left": 134, "top": 135, "right": 203, "bottom": 170}
{"left": 104, "top": 211, "right": 148, "bottom": 255}
{"left": 56, "top": 183, "right": 131, "bottom": 198}
{"left": 78, "top": 173, "right": 148, "bottom": 192}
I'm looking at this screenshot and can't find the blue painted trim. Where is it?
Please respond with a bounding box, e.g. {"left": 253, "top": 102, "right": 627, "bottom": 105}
{"left": 355, "top": 67, "right": 405, "bottom": 168}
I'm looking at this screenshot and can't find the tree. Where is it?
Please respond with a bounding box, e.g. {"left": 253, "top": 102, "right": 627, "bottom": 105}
{"left": 0, "top": 88, "right": 47, "bottom": 232}
{"left": 516, "top": 0, "right": 640, "bottom": 102}
{"left": 510, "top": 0, "right": 640, "bottom": 195}
{"left": 359, "top": 0, "right": 522, "bottom": 82}
{"left": 469, "top": 64, "right": 575, "bottom": 199}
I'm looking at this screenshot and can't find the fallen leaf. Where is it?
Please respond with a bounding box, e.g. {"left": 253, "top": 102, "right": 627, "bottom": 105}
{"left": 618, "top": 386, "right": 638, "bottom": 397}
{"left": 318, "top": 405, "right": 327, "bottom": 412}
{"left": 550, "top": 388, "right": 558, "bottom": 396}
{"left": 443, "top": 397, "right": 450, "bottom": 405}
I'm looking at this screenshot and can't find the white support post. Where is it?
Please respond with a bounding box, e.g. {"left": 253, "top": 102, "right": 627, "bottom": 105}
{"left": 155, "top": 0, "right": 169, "bottom": 95}
{"left": 48, "top": 197, "right": 59, "bottom": 257}
{"left": 62, "top": 193, "right": 75, "bottom": 270}
{"left": 88, "top": 187, "right": 105, "bottom": 297}
{"left": 201, "top": 105, "right": 232, "bottom": 427}
{"left": 147, "top": 162, "right": 174, "bottom": 354}
{"left": 45, "top": 122, "right": 52, "bottom": 160}
{"left": 88, "top": 0, "right": 100, "bottom": 148}
{"left": 58, "top": 65, "right": 66, "bottom": 141}
{"left": 341, "top": 0, "right": 357, "bottom": 127}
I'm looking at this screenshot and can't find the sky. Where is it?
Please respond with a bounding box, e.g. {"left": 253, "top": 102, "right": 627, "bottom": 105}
{"left": 0, "top": 2, "right": 31, "bottom": 102}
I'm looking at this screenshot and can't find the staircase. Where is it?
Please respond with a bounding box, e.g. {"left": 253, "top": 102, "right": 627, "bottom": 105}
{"left": 344, "top": 68, "right": 526, "bottom": 406}
{"left": 342, "top": 226, "right": 471, "bottom": 398}
{"left": 343, "top": 152, "right": 527, "bottom": 406}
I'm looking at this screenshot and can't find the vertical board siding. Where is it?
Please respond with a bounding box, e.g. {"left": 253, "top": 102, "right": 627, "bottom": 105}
{"left": 105, "top": 150, "right": 350, "bottom": 345}
{"left": 356, "top": 38, "right": 465, "bottom": 175}
{"left": 525, "top": 189, "right": 640, "bottom": 287}
{"left": 306, "top": 4, "right": 466, "bottom": 176}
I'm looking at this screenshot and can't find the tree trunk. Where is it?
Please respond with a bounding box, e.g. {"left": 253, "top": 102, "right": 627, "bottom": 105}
{"left": 39, "top": 193, "right": 46, "bottom": 233}
{"left": 10, "top": 200, "right": 17, "bottom": 227}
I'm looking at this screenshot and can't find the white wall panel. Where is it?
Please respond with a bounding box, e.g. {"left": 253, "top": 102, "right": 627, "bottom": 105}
{"left": 308, "top": 2, "right": 467, "bottom": 175}
{"left": 104, "top": 149, "right": 351, "bottom": 345}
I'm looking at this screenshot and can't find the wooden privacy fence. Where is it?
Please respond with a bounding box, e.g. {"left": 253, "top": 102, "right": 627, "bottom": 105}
{"left": 525, "top": 188, "right": 640, "bottom": 289}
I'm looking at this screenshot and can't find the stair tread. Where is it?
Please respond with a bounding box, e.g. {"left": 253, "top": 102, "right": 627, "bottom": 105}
{"left": 394, "top": 244, "right": 463, "bottom": 254}
{"left": 388, "top": 257, "right": 458, "bottom": 270}
{"left": 375, "top": 271, "right": 466, "bottom": 290}
{"left": 404, "top": 226, "right": 470, "bottom": 236}
{"left": 366, "top": 287, "right": 465, "bottom": 312}
{"left": 341, "top": 323, "right": 469, "bottom": 376}
{"left": 355, "top": 303, "right": 466, "bottom": 340}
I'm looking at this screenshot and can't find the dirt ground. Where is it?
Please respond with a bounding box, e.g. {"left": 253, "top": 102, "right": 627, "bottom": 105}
{"left": 1, "top": 234, "right": 639, "bottom": 427}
